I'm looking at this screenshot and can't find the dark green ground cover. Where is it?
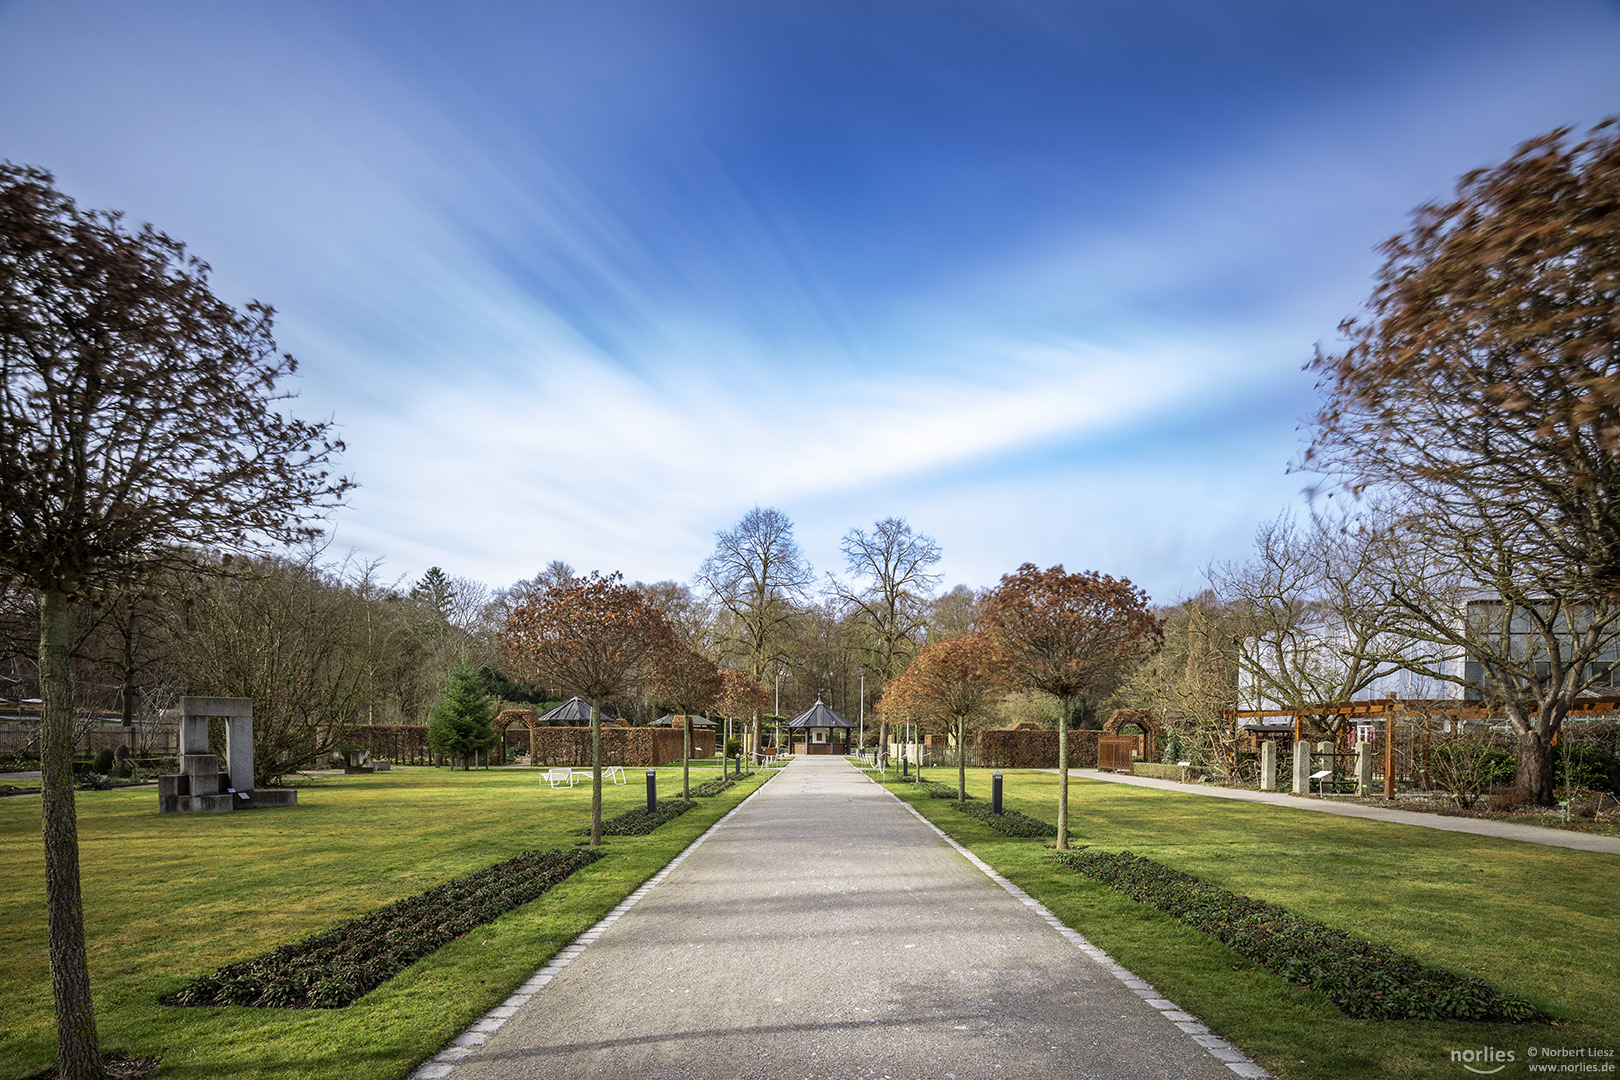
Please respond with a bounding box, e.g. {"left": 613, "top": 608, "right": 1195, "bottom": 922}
{"left": 876, "top": 766, "right": 1620, "bottom": 1080}
{"left": 588, "top": 798, "right": 697, "bottom": 835}
{"left": 166, "top": 847, "right": 602, "bottom": 1009}
{"left": 953, "top": 799, "right": 1057, "bottom": 837}
{"left": 1051, "top": 848, "right": 1542, "bottom": 1023}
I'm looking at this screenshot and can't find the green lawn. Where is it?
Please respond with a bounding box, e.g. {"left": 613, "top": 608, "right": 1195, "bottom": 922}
{"left": 881, "top": 765, "right": 1620, "bottom": 1080}
{"left": 0, "top": 761, "right": 763, "bottom": 1080}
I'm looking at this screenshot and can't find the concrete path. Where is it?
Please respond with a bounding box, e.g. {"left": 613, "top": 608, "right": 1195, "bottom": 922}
{"left": 418, "top": 756, "right": 1264, "bottom": 1080}
{"left": 1071, "top": 769, "right": 1620, "bottom": 855}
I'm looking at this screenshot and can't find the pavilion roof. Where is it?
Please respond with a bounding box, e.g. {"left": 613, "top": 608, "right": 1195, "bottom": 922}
{"left": 786, "top": 698, "right": 856, "bottom": 729}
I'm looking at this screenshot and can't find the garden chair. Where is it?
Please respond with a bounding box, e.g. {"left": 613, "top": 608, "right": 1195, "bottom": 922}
{"left": 544, "top": 768, "right": 577, "bottom": 788}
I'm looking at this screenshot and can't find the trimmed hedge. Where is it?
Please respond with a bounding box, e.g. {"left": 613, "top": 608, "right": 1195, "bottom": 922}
{"left": 588, "top": 799, "right": 697, "bottom": 836}
{"left": 978, "top": 729, "right": 1099, "bottom": 769}
{"left": 953, "top": 800, "right": 1058, "bottom": 838}
{"left": 1131, "top": 762, "right": 1194, "bottom": 782}
{"left": 1050, "top": 849, "right": 1545, "bottom": 1023}
{"left": 164, "top": 847, "right": 602, "bottom": 1009}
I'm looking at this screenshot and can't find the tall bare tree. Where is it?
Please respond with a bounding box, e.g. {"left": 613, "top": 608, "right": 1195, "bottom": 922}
{"left": 0, "top": 164, "right": 349, "bottom": 1079}
{"left": 984, "top": 565, "right": 1161, "bottom": 848}
{"left": 1305, "top": 120, "right": 1620, "bottom": 804}
{"left": 502, "top": 571, "right": 674, "bottom": 843}
{"left": 695, "top": 507, "right": 813, "bottom": 751}
{"left": 830, "top": 517, "right": 942, "bottom": 696}
{"left": 1207, "top": 514, "right": 1407, "bottom": 735}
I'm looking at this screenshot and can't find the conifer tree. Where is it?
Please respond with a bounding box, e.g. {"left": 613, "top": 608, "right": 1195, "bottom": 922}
{"left": 427, "top": 663, "right": 499, "bottom": 769}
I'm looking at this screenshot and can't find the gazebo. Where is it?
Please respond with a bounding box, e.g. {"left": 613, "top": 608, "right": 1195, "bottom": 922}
{"left": 651, "top": 714, "right": 716, "bottom": 729}
{"left": 786, "top": 696, "right": 855, "bottom": 755}
{"left": 535, "top": 697, "right": 600, "bottom": 725}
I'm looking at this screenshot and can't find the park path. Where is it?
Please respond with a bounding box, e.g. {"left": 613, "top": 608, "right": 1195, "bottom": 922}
{"left": 415, "top": 756, "right": 1263, "bottom": 1080}
{"left": 1070, "top": 769, "right": 1620, "bottom": 855}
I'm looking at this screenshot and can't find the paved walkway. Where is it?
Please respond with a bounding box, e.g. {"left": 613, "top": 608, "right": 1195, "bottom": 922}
{"left": 418, "top": 756, "right": 1263, "bottom": 1080}
{"left": 1070, "top": 769, "right": 1620, "bottom": 855}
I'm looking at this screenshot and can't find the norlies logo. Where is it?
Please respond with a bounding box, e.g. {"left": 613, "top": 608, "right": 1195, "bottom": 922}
{"left": 1453, "top": 1047, "right": 1516, "bottom": 1075}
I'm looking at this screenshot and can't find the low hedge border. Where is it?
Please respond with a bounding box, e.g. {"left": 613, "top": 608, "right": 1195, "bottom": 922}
{"left": 164, "top": 847, "right": 603, "bottom": 1009}
{"left": 1050, "top": 849, "right": 1545, "bottom": 1023}
{"left": 690, "top": 770, "right": 754, "bottom": 798}
{"left": 887, "top": 775, "right": 975, "bottom": 800}
{"left": 952, "top": 800, "right": 1058, "bottom": 838}
{"left": 588, "top": 799, "right": 697, "bottom": 836}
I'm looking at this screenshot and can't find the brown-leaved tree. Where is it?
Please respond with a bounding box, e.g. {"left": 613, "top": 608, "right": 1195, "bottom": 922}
{"left": 648, "top": 638, "right": 725, "bottom": 798}
{"left": 879, "top": 634, "right": 1005, "bottom": 803}
{"left": 984, "top": 565, "right": 1161, "bottom": 848}
{"left": 0, "top": 164, "right": 349, "bottom": 1079}
{"left": 502, "top": 571, "right": 674, "bottom": 843}
{"left": 1305, "top": 120, "right": 1620, "bottom": 804}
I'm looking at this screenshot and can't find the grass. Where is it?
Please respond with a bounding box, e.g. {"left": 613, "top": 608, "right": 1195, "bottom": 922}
{"left": 0, "top": 760, "right": 766, "bottom": 1080}
{"left": 876, "top": 766, "right": 1620, "bottom": 1080}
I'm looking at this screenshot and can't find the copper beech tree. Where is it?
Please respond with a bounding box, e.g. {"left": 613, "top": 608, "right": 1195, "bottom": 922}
{"left": 502, "top": 572, "right": 674, "bottom": 843}
{"left": 1305, "top": 120, "right": 1620, "bottom": 804}
{"left": 714, "top": 667, "right": 769, "bottom": 759}
{"left": 879, "top": 634, "right": 1005, "bottom": 803}
{"left": 648, "top": 638, "right": 724, "bottom": 798}
{"left": 984, "top": 565, "right": 1161, "bottom": 848}
{"left": 0, "top": 164, "right": 350, "bottom": 1079}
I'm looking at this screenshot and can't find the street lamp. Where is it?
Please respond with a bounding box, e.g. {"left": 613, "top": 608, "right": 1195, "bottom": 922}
{"left": 775, "top": 666, "right": 790, "bottom": 751}
{"left": 858, "top": 667, "right": 865, "bottom": 758}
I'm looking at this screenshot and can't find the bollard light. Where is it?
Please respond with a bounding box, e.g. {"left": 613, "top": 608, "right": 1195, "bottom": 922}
{"left": 646, "top": 768, "right": 656, "bottom": 813}
{"left": 992, "top": 771, "right": 1003, "bottom": 815}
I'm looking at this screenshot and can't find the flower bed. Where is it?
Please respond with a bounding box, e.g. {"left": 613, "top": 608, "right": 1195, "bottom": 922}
{"left": 1050, "top": 849, "right": 1545, "bottom": 1023}
{"left": 952, "top": 800, "right": 1058, "bottom": 838}
{"left": 164, "top": 847, "right": 603, "bottom": 1009}
{"left": 589, "top": 798, "right": 697, "bottom": 836}
{"left": 916, "top": 777, "right": 975, "bottom": 800}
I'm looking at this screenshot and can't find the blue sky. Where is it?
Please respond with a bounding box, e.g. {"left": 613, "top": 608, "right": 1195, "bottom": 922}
{"left": 3, "top": 0, "right": 1619, "bottom": 603}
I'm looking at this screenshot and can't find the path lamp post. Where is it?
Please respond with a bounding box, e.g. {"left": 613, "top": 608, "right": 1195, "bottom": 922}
{"left": 646, "top": 769, "right": 656, "bottom": 813}
{"left": 858, "top": 667, "right": 865, "bottom": 758}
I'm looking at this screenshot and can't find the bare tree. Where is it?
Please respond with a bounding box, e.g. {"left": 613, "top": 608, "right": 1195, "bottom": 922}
{"left": 167, "top": 550, "right": 398, "bottom": 782}
{"left": 1115, "top": 596, "right": 1242, "bottom": 779}
{"left": 830, "top": 517, "right": 942, "bottom": 698}
{"left": 0, "top": 164, "right": 349, "bottom": 1078}
{"left": 502, "top": 572, "right": 674, "bottom": 844}
{"left": 695, "top": 507, "right": 813, "bottom": 751}
{"left": 1305, "top": 120, "right": 1620, "bottom": 804}
{"left": 984, "top": 565, "right": 1162, "bottom": 848}
{"left": 928, "top": 584, "right": 987, "bottom": 642}
{"left": 1207, "top": 514, "right": 1407, "bottom": 736}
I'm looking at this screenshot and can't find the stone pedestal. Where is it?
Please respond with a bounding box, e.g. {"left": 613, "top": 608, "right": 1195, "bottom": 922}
{"left": 1291, "top": 740, "right": 1311, "bottom": 795}
{"left": 1259, "top": 740, "right": 1277, "bottom": 792}
{"left": 1355, "top": 742, "right": 1374, "bottom": 797}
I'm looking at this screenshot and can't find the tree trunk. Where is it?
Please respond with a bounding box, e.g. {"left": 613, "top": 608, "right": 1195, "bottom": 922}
{"left": 39, "top": 586, "right": 104, "bottom": 1080}
{"left": 682, "top": 716, "right": 691, "bottom": 799}
{"left": 957, "top": 716, "right": 966, "bottom": 804}
{"left": 1056, "top": 695, "right": 1071, "bottom": 850}
{"left": 1516, "top": 728, "right": 1557, "bottom": 807}
{"left": 589, "top": 702, "right": 603, "bottom": 846}
{"left": 878, "top": 721, "right": 888, "bottom": 769}
{"left": 752, "top": 713, "right": 762, "bottom": 764}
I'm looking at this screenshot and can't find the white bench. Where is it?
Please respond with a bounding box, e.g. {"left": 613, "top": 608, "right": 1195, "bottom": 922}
{"left": 554, "top": 765, "right": 628, "bottom": 785}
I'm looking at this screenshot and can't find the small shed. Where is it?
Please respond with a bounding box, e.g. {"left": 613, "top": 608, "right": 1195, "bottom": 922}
{"left": 786, "top": 697, "right": 856, "bottom": 755}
